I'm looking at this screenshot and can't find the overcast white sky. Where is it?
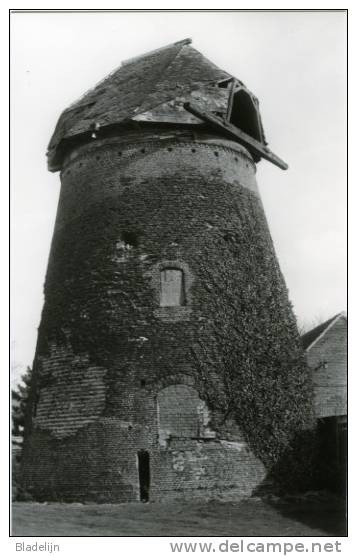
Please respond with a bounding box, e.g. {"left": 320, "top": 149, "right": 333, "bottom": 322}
{"left": 10, "top": 10, "right": 347, "bottom": 383}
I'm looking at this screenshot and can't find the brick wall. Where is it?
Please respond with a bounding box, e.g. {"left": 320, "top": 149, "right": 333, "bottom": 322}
{"left": 21, "top": 125, "right": 308, "bottom": 502}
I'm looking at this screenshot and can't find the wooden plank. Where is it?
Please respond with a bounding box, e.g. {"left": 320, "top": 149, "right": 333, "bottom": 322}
{"left": 183, "top": 102, "right": 288, "bottom": 170}
{"left": 226, "top": 79, "right": 238, "bottom": 122}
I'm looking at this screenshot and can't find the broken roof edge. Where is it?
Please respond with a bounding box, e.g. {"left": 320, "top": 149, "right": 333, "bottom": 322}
{"left": 48, "top": 39, "right": 195, "bottom": 153}
{"left": 303, "top": 312, "right": 347, "bottom": 352}
{"left": 47, "top": 39, "right": 277, "bottom": 171}
{"left": 47, "top": 41, "right": 233, "bottom": 159}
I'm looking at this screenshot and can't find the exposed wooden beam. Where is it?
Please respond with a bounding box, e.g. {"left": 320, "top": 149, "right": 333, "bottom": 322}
{"left": 225, "top": 79, "right": 237, "bottom": 122}
{"left": 184, "top": 102, "right": 288, "bottom": 171}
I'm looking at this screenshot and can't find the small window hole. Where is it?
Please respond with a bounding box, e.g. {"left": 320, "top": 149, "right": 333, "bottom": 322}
{"left": 121, "top": 230, "right": 139, "bottom": 248}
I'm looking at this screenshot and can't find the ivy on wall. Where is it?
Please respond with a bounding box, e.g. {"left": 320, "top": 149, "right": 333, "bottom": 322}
{"left": 27, "top": 140, "right": 316, "bottom": 495}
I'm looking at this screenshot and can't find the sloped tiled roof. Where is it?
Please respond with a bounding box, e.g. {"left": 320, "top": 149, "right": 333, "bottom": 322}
{"left": 47, "top": 39, "right": 235, "bottom": 170}
{"left": 301, "top": 312, "right": 347, "bottom": 350}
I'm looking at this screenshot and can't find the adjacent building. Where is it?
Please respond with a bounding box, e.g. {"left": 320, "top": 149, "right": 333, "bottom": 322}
{"left": 302, "top": 312, "right": 347, "bottom": 488}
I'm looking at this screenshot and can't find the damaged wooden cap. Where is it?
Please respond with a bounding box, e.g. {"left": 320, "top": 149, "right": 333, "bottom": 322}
{"left": 47, "top": 39, "right": 287, "bottom": 172}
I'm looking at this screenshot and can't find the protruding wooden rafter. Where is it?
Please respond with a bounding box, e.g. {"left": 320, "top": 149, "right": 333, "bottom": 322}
{"left": 184, "top": 101, "right": 288, "bottom": 171}
{"left": 225, "top": 78, "right": 238, "bottom": 123}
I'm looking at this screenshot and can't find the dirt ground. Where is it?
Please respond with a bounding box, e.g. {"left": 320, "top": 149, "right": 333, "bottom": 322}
{"left": 12, "top": 494, "right": 346, "bottom": 537}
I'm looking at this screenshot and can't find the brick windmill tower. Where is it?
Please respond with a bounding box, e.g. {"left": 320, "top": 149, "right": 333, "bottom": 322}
{"left": 21, "top": 39, "right": 313, "bottom": 502}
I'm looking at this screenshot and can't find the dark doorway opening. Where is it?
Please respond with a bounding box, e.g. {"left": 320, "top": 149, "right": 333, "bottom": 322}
{"left": 137, "top": 450, "right": 150, "bottom": 502}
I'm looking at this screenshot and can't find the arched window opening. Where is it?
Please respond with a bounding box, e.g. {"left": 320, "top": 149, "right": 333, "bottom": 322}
{"left": 157, "top": 385, "right": 215, "bottom": 444}
{"left": 229, "top": 90, "right": 262, "bottom": 142}
{"left": 160, "top": 268, "right": 185, "bottom": 307}
{"left": 158, "top": 385, "right": 200, "bottom": 439}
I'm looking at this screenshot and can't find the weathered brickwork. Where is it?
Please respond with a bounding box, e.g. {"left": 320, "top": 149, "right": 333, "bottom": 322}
{"left": 21, "top": 126, "right": 311, "bottom": 501}
{"left": 23, "top": 422, "right": 266, "bottom": 502}
{"left": 306, "top": 316, "right": 347, "bottom": 418}
{"left": 34, "top": 342, "right": 107, "bottom": 438}
{"left": 21, "top": 42, "right": 314, "bottom": 502}
{"left": 21, "top": 131, "right": 267, "bottom": 500}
